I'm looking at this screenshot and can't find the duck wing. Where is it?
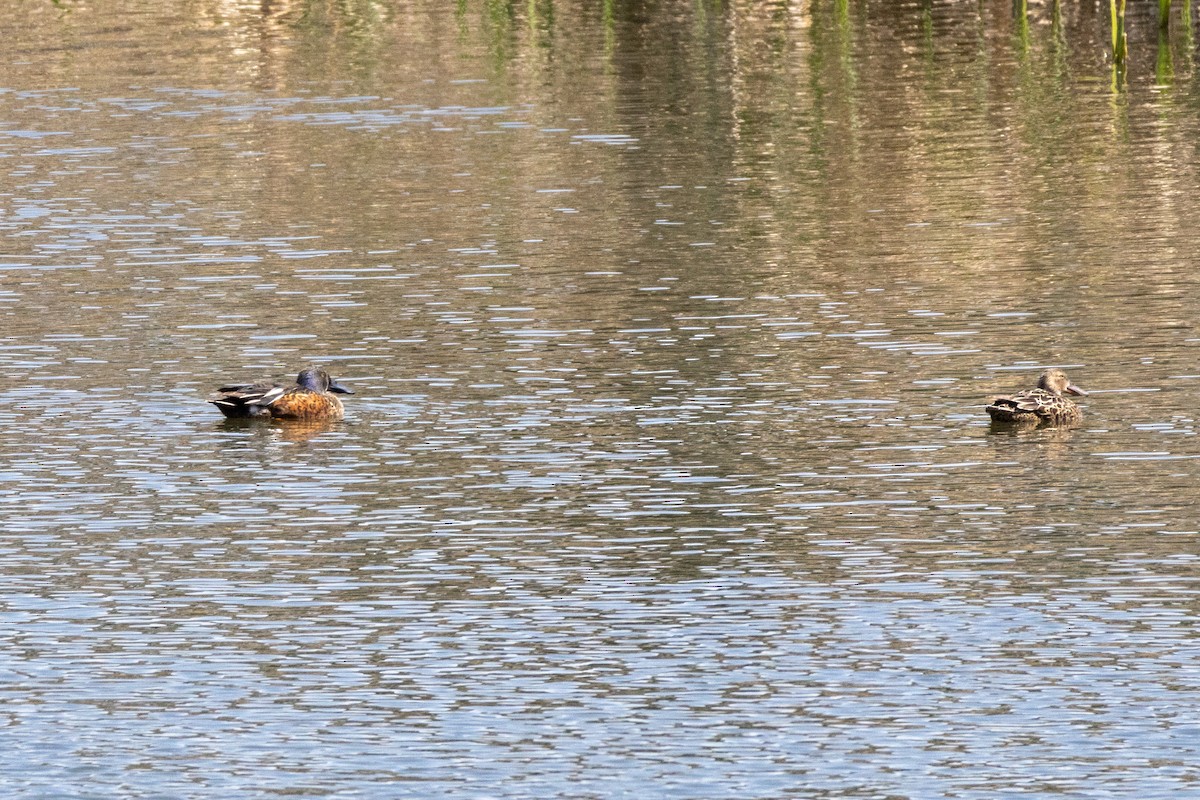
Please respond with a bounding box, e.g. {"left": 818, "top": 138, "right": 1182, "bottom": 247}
{"left": 209, "top": 381, "right": 288, "bottom": 417}
{"left": 997, "top": 389, "right": 1055, "bottom": 413}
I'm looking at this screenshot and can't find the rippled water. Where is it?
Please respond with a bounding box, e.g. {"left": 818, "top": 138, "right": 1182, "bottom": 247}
{"left": 4, "top": 1, "right": 1200, "bottom": 797}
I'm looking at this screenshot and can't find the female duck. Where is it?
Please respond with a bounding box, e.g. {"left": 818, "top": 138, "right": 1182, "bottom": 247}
{"left": 210, "top": 367, "right": 353, "bottom": 421}
{"left": 986, "top": 368, "right": 1087, "bottom": 427}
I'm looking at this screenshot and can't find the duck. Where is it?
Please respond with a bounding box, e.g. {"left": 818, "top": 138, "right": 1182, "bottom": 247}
{"left": 210, "top": 367, "right": 353, "bottom": 421}
{"left": 985, "top": 368, "right": 1086, "bottom": 426}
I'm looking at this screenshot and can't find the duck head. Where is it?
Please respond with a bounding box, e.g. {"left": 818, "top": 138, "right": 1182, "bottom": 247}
{"left": 297, "top": 367, "right": 354, "bottom": 394}
{"left": 1037, "top": 368, "right": 1086, "bottom": 397}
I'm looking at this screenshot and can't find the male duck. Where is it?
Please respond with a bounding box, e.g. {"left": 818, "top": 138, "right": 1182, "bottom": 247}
{"left": 210, "top": 367, "right": 353, "bottom": 421}
{"left": 986, "top": 368, "right": 1087, "bottom": 427}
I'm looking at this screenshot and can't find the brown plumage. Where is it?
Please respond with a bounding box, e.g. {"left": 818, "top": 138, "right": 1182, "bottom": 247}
{"left": 210, "top": 367, "right": 353, "bottom": 421}
{"left": 986, "top": 368, "right": 1087, "bottom": 427}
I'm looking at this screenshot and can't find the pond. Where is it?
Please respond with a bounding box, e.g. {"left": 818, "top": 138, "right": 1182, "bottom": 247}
{"left": 3, "top": 1, "right": 1200, "bottom": 797}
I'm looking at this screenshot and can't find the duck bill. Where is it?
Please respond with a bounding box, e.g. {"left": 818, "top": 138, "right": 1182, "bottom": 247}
{"left": 1065, "top": 383, "right": 1087, "bottom": 397}
{"left": 329, "top": 380, "right": 354, "bottom": 395}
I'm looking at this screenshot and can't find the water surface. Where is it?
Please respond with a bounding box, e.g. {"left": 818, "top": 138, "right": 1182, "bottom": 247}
{"left": 3, "top": 2, "right": 1200, "bottom": 797}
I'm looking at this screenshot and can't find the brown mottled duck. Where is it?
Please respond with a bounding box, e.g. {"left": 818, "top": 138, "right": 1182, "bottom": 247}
{"left": 986, "top": 369, "right": 1087, "bottom": 427}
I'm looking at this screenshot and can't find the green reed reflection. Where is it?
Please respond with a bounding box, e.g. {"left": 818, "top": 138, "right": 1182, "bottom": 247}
{"left": 1158, "top": 25, "right": 1174, "bottom": 84}
{"left": 1111, "top": 0, "right": 1128, "bottom": 79}
{"left": 1013, "top": 0, "right": 1030, "bottom": 55}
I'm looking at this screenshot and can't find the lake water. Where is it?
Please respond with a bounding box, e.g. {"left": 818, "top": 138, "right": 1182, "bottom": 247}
{"left": 4, "top": 1, "right": 1200, "bottom": 797}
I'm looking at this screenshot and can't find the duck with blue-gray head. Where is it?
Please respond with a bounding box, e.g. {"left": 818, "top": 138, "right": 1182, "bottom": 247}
{"left": 210, "top": 367, "right": 353, "bottom": 421}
